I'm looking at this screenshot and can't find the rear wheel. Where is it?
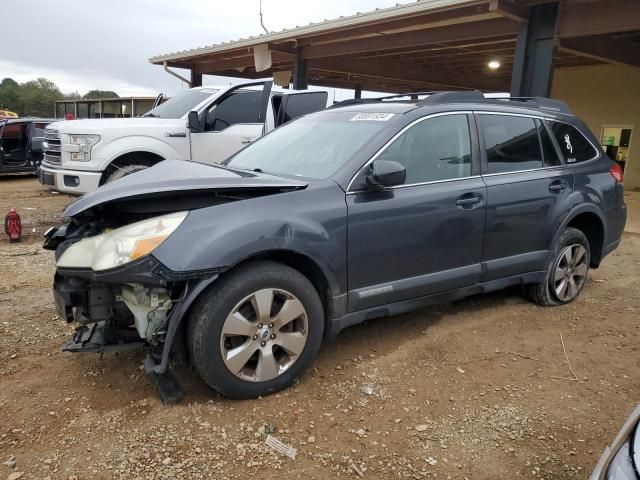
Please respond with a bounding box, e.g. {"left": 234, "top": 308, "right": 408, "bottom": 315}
{"left": 524, "top": 227, "right": 590, "bottom": 306}
{"left": 188, "top": 260, "right": 324, "bottom": 398}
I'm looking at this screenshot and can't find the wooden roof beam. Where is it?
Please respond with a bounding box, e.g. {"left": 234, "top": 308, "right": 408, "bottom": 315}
{"left": 311, "top": 57, "right": 508, "bottom": 91}
{"left": 297, "top": 3, "right": 496, "bottom": 45}
{"left": 488, "top": 0, "right": 527, "bottom": 22}
{"left": 192, "top": 51, "right": 293, "bottom": 74}
{"left": 301, "top": 18, "right": 520, "bottom": 59}
{"left": 557, "top": 0, "right": 640, "bottom": 38}
{"left": 560, "top": 35, "right": 640, "bottom": 69}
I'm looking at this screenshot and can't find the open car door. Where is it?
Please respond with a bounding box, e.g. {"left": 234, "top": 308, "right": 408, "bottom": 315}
{"left": 189, "top": 81, "right": 273, "bottom": 165}
{"left": 0, "top": 121, "right": 31, "bottom": 170}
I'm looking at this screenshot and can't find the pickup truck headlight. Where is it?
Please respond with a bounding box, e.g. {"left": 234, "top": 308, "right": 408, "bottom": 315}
{"left": 57, "top": 211, "right": 188, "bottom": 271}
{"left": 67, "top": 134, "right": 100, "bottom": 161}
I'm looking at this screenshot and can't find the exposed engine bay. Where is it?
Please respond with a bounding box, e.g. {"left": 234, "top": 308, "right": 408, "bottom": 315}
{"left": 45, "top": 161, "right": 310, "bottom": 403}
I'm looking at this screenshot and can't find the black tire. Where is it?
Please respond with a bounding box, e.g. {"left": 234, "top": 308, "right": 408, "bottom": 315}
{"left": 188, "top": 260, "right": 324, "bottom": 399}
{"left": 524, "top": 227, "right": 590, "bottom": 306}
{"left": 104, "top": 164, "right": 148, "bottom": 184}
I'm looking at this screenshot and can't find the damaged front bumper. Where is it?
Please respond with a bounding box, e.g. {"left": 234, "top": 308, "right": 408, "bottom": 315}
{"left": 52, "top": 249, "right": 220, "bottom": 403}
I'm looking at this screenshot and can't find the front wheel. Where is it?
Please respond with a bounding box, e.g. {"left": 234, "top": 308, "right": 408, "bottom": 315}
{"left": 188, "top": 260, "right": 324, "bottom": 398}
{"left": 104, "top": 164, "right": 148, "bottom": 184}
{"left": 524, "top": 227, "right": 590, "bottom": 306}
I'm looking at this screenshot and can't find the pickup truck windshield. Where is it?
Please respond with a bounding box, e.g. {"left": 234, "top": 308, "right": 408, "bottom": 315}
{"left": 143, "top": 88, "right": 219, "bottom": 119}
{"left": 226, "top": 111, "right": 391, "bottom": 179}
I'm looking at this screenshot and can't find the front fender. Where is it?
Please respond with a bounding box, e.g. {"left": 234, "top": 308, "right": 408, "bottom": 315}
{"left": 96, "top": 135, "right": 185, "bottom": 169}
{"left": 152, "top": 184, "right": 348, "bottom": 296}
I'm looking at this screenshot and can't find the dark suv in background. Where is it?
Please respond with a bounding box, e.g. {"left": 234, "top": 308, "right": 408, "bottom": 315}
{"left": 0, "top": 117, "right": 55, "bottom": 174}
{"left": 45, "top": 91, "right": 626, "bottom": 402}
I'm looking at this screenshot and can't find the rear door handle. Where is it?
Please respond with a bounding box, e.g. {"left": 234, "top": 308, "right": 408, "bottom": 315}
{"left": 549, "top": 180, "right": 568, "bottom": 192}
{"left": 456, "top": 193, "right": 483, "bottom": 208}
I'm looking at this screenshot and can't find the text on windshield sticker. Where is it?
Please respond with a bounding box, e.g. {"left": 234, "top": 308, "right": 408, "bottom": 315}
{"left": 350, "top": 113, "right": 396, "bottom": 122}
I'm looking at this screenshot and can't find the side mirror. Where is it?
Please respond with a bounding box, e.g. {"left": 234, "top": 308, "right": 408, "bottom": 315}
{"left": 187, "top": 111, "right": 202, "bottom": 132}
{"left": 366, "top": 160, "right": 406, "bottom": 189}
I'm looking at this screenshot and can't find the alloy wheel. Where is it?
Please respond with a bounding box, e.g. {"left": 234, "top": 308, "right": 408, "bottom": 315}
{"left": 219, "top": 288, "right": 308, "bottom": 382}
{"left": 551, "top": 244, "right": 589, "bottom": 302}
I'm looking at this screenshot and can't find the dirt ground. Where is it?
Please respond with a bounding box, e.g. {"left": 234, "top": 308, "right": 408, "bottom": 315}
{"left": 1, "top": 176, "right": 639, "bottom": 480}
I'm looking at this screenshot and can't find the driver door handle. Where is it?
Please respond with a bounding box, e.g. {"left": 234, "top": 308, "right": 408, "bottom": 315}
{"left": 456, "top": 193, "right": 483, "bottom": 208}
{"left": 241, "top": 137, "right": 256, "bottom": 144}
{"left": 549, "top": 180, "right": 568, "bottom": 192}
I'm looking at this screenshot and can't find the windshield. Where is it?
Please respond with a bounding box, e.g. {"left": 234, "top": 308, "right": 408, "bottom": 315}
{"left": 143, "top": 88, "right": 219, "bottom": 119}
{"left": 226, "top": 111, "right": 392, "bottom": 179}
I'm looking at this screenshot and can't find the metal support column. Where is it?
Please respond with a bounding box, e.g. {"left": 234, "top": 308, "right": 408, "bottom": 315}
{"left": 190, "top": 70, "right": 203, "bottom": 88}
{"left": 510, "top": 2, "right": 559, "bottom": 97}
{"left": 293, "top": 51, "right": 309, "bottom": 90}
{"left": 354, "top": 85, "right": 362, "bottom": 99}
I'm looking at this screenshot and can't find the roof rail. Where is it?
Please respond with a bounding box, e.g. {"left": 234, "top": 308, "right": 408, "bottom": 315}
{"left": 416, "top": 90, "right": 485, "bottom": 106}
{"left": 329, "top": 91, "right": 573, "bottom": 115}
{"left": 374, "top": 91, "right": 438, "bottom": 100}
{"left": 498, "top": 97, "right": 572, "bottom": 115}
{"left": 329, "top": 91, "right": 438, "bottom": 109}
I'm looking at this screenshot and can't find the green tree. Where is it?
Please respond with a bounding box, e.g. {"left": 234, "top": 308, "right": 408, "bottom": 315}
{"left": 0, "top": 78, "right": 21, "bottom": 112}
{"left": 18, "top": 78, "right": 63, "bottom": 117}
{"left": 83, "top": 89, "right": 119, "bottom": 99}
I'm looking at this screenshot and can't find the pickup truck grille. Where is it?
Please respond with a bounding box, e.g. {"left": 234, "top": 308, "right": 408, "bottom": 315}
{"left": 43, "top": 130, "right": 61, "bottom": 165}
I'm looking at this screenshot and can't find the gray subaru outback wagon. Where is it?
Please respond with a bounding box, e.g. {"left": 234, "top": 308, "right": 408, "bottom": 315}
{"left": 45, "top": 91, "right": 626, "bottom": 402}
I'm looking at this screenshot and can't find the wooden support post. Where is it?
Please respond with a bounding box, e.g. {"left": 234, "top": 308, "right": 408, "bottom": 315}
{"left": 190, "top": 70, "right": 203, "bottom": 88}
{"left": 293, "top": 51, "right": 309, "bottom": 90}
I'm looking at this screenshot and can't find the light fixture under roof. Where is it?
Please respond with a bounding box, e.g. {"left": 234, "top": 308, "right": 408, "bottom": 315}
{"left": 488, "top": 60, "right": 501, "bottom": 70}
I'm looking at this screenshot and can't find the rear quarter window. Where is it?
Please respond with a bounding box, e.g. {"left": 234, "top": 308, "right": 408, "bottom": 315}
{"left": 548, "top": 121, "right": 597, "bottom": 164}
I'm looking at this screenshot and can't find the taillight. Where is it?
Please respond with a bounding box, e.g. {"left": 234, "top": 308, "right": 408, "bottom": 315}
{"left": 610, "top": 163, "right": 624, "bottom": 183}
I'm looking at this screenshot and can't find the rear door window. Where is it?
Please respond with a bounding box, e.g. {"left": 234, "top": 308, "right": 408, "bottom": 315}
{"left": 480, "top": 114, "right": 542, "bottom": 174}
{"left": 276, "top": 92, "right": 328, "bottom": 126}
{"left": 548, "top": 121, "right": 597, "bottom": 163}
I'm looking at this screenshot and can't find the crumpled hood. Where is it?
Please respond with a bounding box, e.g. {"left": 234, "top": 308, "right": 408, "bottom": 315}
{"left": 64, "top": 160, "right": 307, "bottom": 218}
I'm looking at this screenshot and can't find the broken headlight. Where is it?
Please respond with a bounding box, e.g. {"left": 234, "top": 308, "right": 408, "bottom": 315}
{"left": 57, "top": 211, "right": 188, "bottom": 271}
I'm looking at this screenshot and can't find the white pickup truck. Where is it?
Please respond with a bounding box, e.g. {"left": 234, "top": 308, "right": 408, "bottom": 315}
{"left": 39, "top": 81, "right": 329, "bottom": 194}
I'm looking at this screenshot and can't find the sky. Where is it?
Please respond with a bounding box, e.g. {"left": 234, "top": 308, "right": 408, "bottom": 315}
{"left": 0, "top": 0, "right": 402, "bottom": 100}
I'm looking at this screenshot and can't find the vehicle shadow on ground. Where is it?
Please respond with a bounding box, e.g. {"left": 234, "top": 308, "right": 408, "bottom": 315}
{"left": 0, "top": 174, "right": 36, "bottom": 181}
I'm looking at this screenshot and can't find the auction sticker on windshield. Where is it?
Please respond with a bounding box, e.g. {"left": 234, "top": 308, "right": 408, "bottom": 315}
{"left": 350, "top": 113, "right": 396, "bottom": 122}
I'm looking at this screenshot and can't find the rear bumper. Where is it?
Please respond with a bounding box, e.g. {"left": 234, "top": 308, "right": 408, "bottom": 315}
{"left": 39, "top": 163, "right": 101, "bottom": 194}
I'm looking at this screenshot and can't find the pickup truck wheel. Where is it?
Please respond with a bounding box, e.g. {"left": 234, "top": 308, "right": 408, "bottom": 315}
{"left": 104, "top": 164, "right": 148, "bottom": 184}
{"left": 524, "top": 227, "right": 590, "bottom": 306}
{"left": 188, "top": 260, "right": 324, "bottom": 399}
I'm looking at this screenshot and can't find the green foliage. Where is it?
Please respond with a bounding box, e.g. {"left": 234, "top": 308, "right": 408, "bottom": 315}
{"left": 0, "top": 78, "right": 21, "bottom": 113}
{"left": 83, "top": 90, "right": 119, "bottom": 99}
{"left": 0, "top": 78, "right": 120, "bottom": 117}
{"left": 18, "top": 78, "right": 63, "bottom": 117}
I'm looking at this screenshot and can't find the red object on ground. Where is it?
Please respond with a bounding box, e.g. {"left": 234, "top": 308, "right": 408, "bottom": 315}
{"left": 4, "top": 208, "right": 22, "bottom": 242}
{"left": 65, "top": 113, "right": 75, "bottom": 120}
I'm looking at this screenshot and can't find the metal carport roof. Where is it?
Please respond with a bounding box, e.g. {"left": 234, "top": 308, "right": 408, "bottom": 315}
{"left": 150, "top": 0, "right": 640, "bottom": 94}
